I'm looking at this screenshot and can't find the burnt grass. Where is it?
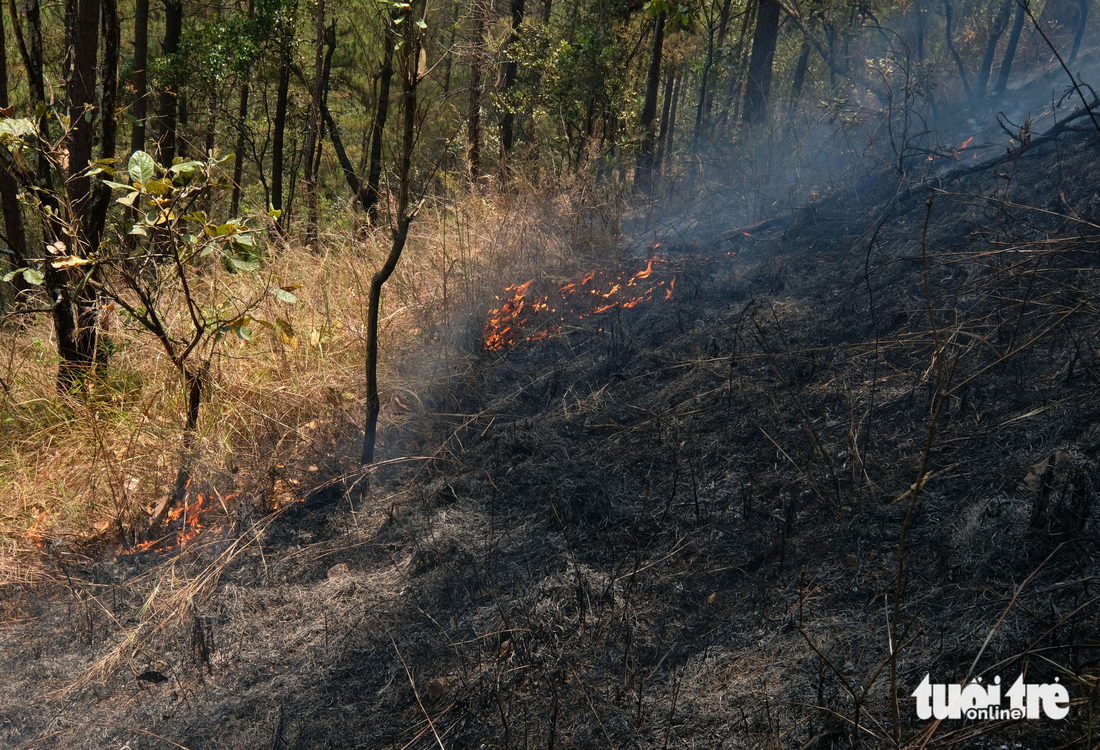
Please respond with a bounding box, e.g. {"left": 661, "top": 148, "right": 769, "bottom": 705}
{"left": 5, "top": 132, "right": 1100, "bottom": 750}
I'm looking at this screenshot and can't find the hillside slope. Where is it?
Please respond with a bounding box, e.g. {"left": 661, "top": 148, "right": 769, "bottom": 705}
{"left": 3, "top": 125, "right": 1100, "bottom": 749}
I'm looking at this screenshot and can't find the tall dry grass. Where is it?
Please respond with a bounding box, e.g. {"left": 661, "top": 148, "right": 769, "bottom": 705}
{"left": 0, "top": 175, "right": 627, "bottom": 550}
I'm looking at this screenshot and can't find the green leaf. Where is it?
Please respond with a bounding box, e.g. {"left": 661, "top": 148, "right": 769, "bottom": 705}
{"left": 128, "top": 151, "right": 156, "bottom": 185}
{"left": 416, "top": 17, "right": 427, "bottom": 28}
{"left": 236, "top": 326, "right": 253, "bottom": 341}
{"left": 146, "top": 178, "right": 174, "bottom": 196}
{"left": 102, "top": 179, "right": 132, "bottom": 191}
{"left": 22, "top": 268, "right": 44, "bottom": 285}
{"left": 274, "top": 287, "right": 298, "bottom": 304}
{"left": 227, "top": 255, "right": 260, "bottom": 273}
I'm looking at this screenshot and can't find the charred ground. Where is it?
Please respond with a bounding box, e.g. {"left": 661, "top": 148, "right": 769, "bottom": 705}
{"left": 4, "top": 123, "right": 1100, "bottom": 749}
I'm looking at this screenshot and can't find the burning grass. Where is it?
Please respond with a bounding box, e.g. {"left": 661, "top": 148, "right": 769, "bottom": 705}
{"left": 483, "top": 255, "right": 677, "bottom": 351}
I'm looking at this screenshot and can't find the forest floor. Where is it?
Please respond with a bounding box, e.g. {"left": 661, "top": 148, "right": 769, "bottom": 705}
{"left": 4, "top": 102, "right": 1100, "bottom": 749}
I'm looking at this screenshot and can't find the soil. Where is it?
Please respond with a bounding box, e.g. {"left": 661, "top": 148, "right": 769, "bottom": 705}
{"left": 4, "top": 119, "right": 1100, "bottom": 748}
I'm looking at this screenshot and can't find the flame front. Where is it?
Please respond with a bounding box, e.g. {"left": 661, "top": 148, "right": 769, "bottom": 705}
{"left": 125, "top": 486, "right": 224, "bottom": 555}
{"left": 484, "top": 256, "right": 676, "bottom": 351}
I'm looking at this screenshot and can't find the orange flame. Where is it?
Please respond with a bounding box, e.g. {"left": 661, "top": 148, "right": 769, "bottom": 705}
{"left": 483, "top": 255, "right": 676, "bottom": 351}
{"left": 960, "top": 135, "right": 975, "bottom": 150}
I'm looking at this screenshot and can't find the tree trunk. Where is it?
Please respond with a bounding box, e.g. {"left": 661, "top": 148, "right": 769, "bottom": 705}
{"left": 1069, "top": 0, "right": 1088, "bottom": 64}
{"left": 468, "top": 0, "right": 486, "bottom": 184}
{"left": 942, "top": 0, "right": 973, "bottom": 107}
{"left": 131, "top": 0, "right": 149, "bottom": 152}
{"left": 994, "top": 0, "right": 1027, "bottom": 98}
{"left": 791, "top": 38, "right": 811, "bottom": 98}
{"left": 977, "top": 0, "right": 1013, "bottom": 101}
{"left": 158, "top": 0, "right": 183, "bottom": 167}
{"left": 303, "top": 0, "right": 326, "bottom": 247}
{"left": 665, "top": 73, "right": 681, "bottom": 161}
{"left": 693, "top": 21, "right": 716, "bottom": 151}
{"left": 635, "top": 12, "right": 665, "bottom": 194}
{"left": 7, "top": 0, "right": 52, "bottom": 182}
{"left": 363, "top": 0, "right": 424, "bottom": 466}
{"left": 655, "top": 66, "right": 674, "bottom": 169}
{"left": 0, "top": 3, "right": 28, "bottom": 288}
{"left": 271, "top": 51, "right": 291, "bottom": 225}
{"left": 742, "top": 0, "right": 780, "bottom": 125}
{"left": 230, "top": 0, "right": 255, "bottom": 216}
{"left": 364, "top": 17, "right": 396, "bottom": 222}
{"left": 499, "top": 0, "right": 525, "bottom": 171}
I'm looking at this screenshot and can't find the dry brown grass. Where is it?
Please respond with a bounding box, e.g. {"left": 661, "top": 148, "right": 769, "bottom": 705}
{"left": 0, "top": 177, "right": 627, "bottom": 551}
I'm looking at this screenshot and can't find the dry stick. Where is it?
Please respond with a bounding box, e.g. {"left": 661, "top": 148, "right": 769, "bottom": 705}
{"left": 391, "top": 635, "right": 447, "bottom": 750}
{"left": 890, "top": 198, "right": 947, "bottom": 746}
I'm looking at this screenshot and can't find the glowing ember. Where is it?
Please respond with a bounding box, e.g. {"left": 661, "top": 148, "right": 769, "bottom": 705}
{"left": 960, "top": 135, "right": 975, "bottom": 150}
{"left": 483, "top": 256, "right": 676, "bottom": 351}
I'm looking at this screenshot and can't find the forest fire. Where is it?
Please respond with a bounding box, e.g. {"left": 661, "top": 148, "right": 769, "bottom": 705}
{"left": 124, "top": 487, "right": 226, "bottom": 555}
{"left": 484, "top": 256, "right": 675, "bottom": 351}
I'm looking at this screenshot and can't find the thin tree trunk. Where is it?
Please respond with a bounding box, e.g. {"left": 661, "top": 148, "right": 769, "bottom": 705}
{"left": 230, "top": 0, "right": 255, "bottom": 216}
{"left": 442, "top": 0, "right": 459, "bottom": 95}
{"left": 635, "top": 12, "right": 665, "bottom": 194}
{"left": 500, "top": 0, "right": 525, "bottom": 172}
{"left": 468, "top": 0, "right": 486, "bottom": 184}
{"left": 943, "top": 0, "right": 973, "bottom": 106}
{"left": 303, "top": 0, "right": 326, "bottom": 247}
{"left": 791, "top": 38, "right": 811, "bottom": 98}
{"left": 742, "top": 0, "right": 780, "bottom": 125}
{"left": 271, "top": 52, "right": 291, "bottom": 225}
{"left": 977, "top": 0, "right": 1013, "bottom": 101}
{"left": 1069, "top": 0, "right": 1087, "bottom": 63}
{"left": 131, "top": 0, "right": 148, "bottom": 152}
{"left": 363, "top": 0, "right": 424, "bottom": 465}
{"left": 694, "top": 20, "right": 716, "bottom": 151}
{"left": 994, "top": 0, "right": 1027, "bottom": 98}
{"left": 158, "top": 0, "right": 183, "bottom": 166}
{"left": 0, "top": 2, "right": 29, "bottom": 299}
{"left": 665, "top": 73, "right": 681, "bottom": 159}
{"left": 655, "top": 66, "right": 674, "bottom": 169}
{"left": 364, "top": 17, "right": 395, "bottom": 222}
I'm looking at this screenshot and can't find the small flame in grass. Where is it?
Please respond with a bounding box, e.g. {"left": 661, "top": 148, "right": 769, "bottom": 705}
{"left": 124, "top": 488, "right": 223, "bottom": 555}
{"left": 25, "top": 510, "right": 49, "bottom": 548}
{"left": 483, "top": 255, "right": 677, "bottom": 351}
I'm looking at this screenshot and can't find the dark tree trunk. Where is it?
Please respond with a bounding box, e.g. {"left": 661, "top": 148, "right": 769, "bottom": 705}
{"left": 271, "top": 52, "right": 291, "bottom": 225}
{"left": 468, "top": 0, "right": 486, "bottom": 184}
{"left": 303, "top": 0, "right": 326, "bottom": 247}
{"left": 230, "top": 0, "right": 255, "bottom": 216}
{"left": 442, "top": 0, "right": 459, "bottom": 95}
{"left": 694, "top": 21, "right": 716, "bottom": 151}
{"left": 363, "top": 0, "right": 424, "bottom": 466}
{"left": 665, "top": 73, "right": 681, "bottom": 160}
{"left": 655, "top": 66, "right": 674, "bottom": 169}
{"left": 994, "top": 1, "right": 1028, "bottom": 98}
{"left": 0, "top": 3, "right": 28, "bottom": 301}
{"left": 742, "top": 0, "right": 780, "bottom": 125}
{"left": 977, "top": 0, "right": 1013, "bottom": 101}
{"left": 635, "top": 12, "right": 665, "bottom": 194}
{"left": 943, "top": 0, "right": 973, "bottom": 106}
{"left": 364, "top": 17, "right": 395, "bottom": 222}
{"left": 55, "top": 0, "right": 104, "bottom": 388}
{"left": 791, "top": 38, "right": 811, "bottom": 98}
{"left": 500, "top": 0, "right": 525, "bottom": 170}
{"left": 1069, "top": 0, "right": 1088, "bottom": 64}
{"left": 131, "top": 0, "right": 148, "bottom": 152}
{"left": 158, "top": 0, "right": 183, "bottom": 167}
{"left": 7, "top": 0, "right": 52, "bottom": 182}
